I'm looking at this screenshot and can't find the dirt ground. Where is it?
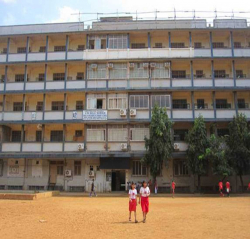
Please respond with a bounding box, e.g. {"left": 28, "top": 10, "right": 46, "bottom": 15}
{"left": 0, "top": 196, "right": 250, "bottom": 239}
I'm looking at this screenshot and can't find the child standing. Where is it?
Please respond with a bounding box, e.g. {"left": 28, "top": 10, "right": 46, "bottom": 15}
{"left": 225, "top": 181, "right": 231, "bottom": 197}
{"left": 128, "top": 182, "right": 138, "bottom": 223}
{"left": 218, "top": 181, "right": 224, "bottom": 197}
{"left": 139, "top": 181, "right": 150, "bottom": 223}
{"left": 154, "top": 179, "right": 158, "bottom": 194}
{"left": 89, "top": 179, "right": 97, "bottom": 197}
{"left": 171, "top": 180, "right": 176, "bottom": 198}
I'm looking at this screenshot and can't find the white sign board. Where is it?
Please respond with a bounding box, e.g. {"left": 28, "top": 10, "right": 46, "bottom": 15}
{"left": 82, "top": 110, "right": 107, "bottom": 121}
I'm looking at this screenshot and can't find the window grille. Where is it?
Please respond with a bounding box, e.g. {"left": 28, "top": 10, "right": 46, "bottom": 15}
{"left": 194, "top": 42, "right": 202, "bottom": 48}
{"left": 174, "top": 129, "right": 188, "bottom": 141}
{"left": 11, "top": 131, "right": 22, "bottom": 142}
{"left": 171, "top": 43, "right": 185, "bottom": 48}
{"left": 36, "top": 131, "right": 42, "bottom": 142}
{"left": 214, "top": 70, "right": 226, "bottom": 78}
{"left": 108, "top": 34, "right": 127, "bottom": 49}
{"left": 76, "top": 101, "right": 84, "bottom": 110}
{"left": 130, "top": 127, "right": 149, "bottom": 141}
{"left": 87, "top": 129, "right": 106, "bottom": 142}
{"left": 109, "top": 63, "right": 127, "bottom": 79}
{"left": 234, "top": 42, "right": 242, "bottom": 48}
{"left": 151, "top": 63, "right": 170, "bottom": 79}
{"left": 129, "top": 63, "right": 149, "bottom": 78}
{"left": 130, "top": 95, "right": 149, "bottom": 109}
{"left": 17, "top": 47, "right": 26, "bottom": 53}
{"left": 39, "top": 46, "right": 46, "bottom": 52}
{"left": 52, "top": 101, "right": 64, "bottom": 111}
{"left": 212, "top": 42, "right": 224, "bottom": 48}
{"left": 50, "top": 131, "right": 63, "bottom": 142}
{"left": 151, "top": 95, "right": 171, "bottom": 108}
{"left": 108, "top": 94, "right": 127, "bottom": 109}
{"left": 36, "top": 102, "right": 43, "bottom": 111}
{"left": 131, "top": 43, "right": 146, "bottom": 49}
{"left": 54, "top": 46, "right": 66, "bottom": 52}
{"left": 77, "top": 45, "right": 85, "bottom": 51}
{"left": 108, "top": 125, "right": 127, "bottom": 141}
{"left": 172, "top": 71, "right": 186, "bottom": 79}
{"left": 15, "top": 74, "right": 25, "bottom": 82}
{"left": 132, "top": 161, "right": 147, "bottom": 176}
{"left": 13, "top": 102, "right": 23, "bottom": 111}
{"left": 74, "top": 161, "right": 81, "bottom": 176}
{"left": 76, "top": 72, "right": 84, "bottom": 80}
{"left": 53, "top": 73, "right": 65, "bottom": 81}
{"left": 173, "top": 99, "right": 189, "bottom": 109}
{"left": 88, "top": 63, "right": 107, "bottom": 79}
{"left": 154, "top": 43, "right": 162, "bottom": 48}
{"left": 38, "top": 73, "right": 45, "bottom": 82}
{"left": 174, "top": 160, "right": 189, "bottom": 176}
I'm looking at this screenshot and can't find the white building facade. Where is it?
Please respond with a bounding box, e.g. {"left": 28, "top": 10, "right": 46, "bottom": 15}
{"left": 0, "top": 18, "right": 249, "bottom": 193}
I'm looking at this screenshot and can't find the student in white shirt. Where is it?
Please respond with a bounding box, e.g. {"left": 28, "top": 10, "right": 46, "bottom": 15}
{"left": 139, "top": 180, "right": 150, "bottom": 223}
{"left": 128, "top": 182, "right": 138, "bottom": 223}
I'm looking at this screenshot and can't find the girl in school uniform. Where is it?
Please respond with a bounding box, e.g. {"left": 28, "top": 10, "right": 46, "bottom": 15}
{"left": 128, "top": 182, "right": 138, "bottom": 223}
{"left": 139, "top": 180, "right": 150, "bottom": 223}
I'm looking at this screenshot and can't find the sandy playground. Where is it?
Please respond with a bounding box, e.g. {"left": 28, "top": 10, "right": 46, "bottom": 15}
{"left": 0, "top": 195, "right": 250, "bottom": 239}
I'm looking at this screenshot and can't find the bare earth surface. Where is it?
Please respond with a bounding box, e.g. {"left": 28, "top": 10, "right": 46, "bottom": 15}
{"left": 0, "top": 196, "right": 250, "bottom": 239}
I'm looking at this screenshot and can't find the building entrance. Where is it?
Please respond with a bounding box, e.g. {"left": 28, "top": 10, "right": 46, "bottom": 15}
{"left": 111, "top": 170, "right": 126, "bottom": 191}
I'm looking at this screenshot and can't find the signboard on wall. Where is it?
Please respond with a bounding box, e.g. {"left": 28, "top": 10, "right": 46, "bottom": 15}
{"left": 82, "top": 110, "right": 107, "bottom": 121}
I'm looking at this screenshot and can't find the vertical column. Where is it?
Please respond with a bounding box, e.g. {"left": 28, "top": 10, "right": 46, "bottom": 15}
{"left": 21, "top": 124, "right": 24, "bottom": 152}
{"left": 234, "top": 91, "right": 238, "bottom": 116}
{"left": 45, "top": 35, "right": 49, "bottom": 61}
{"left": 210, "top": 32, "right": 213, "bottom": 58}
{"left": 44, "top": 64, "right": 47, "bottom": 90}
{"left": 168, "top": 32, "right": 171, "bottom": 48}
{"left": 24, "top": 64, "right": 27, "bottom": 91}
{"left": 211, "top": 60, "right": 215, "bottom": 87}
{"left": 191, "top": 91, "right": 195, "bottom": 119}
{"left": 64, "top": 63, "right": 68, "bottom": 90}
{"left": 127, "top": 33, "right": 130, "bottom": 49}
{"left": 106, "top": 34, "right": 109, "bottom": 49}
{"left": 63, "top": 93, "right": 67, "bottom": 121}
{"left": 86, "top": 34, "right": 89, "bottom": 50}
{"left": 6, "top": 37, "right": 10, "bottom": 63}
{"left": 170, "top": 61, "right": 172, "bottom": 88}
{"left": 25, "top": 36, "right": 30, "bottom": 62}
{"left": 41, "top": 124, "right": 45, "bottom": 152}
{"left": 63, "top": 124, "right": 66, "bottom": 152}
{"left": 22, "top": 94, "right": 26, "bottom": 121}
{"left": 65, "top": 35, "right": 69, "bottom": 60}
{"left": 190, "top": 60, "right": 194, "bottom": 87}
{"left": 42, "top": 93, "right": 46, "bottom": 121}
{"left": 232, "top": 60, "right": 236, "bottom": 87}
{"left": 230, "top": 31, "right": 234, "bottom": 57}
{"left": 189, "top": 32, "right": 192, "bottom": 48}
{"left": 213, "top": 91, "right": 216, "bottom": 119}
{"left": 4, "top": 65, "right": 8, "bottom": 92}
{"left": 147, "top": 32, "right": 151, "bottom": 48}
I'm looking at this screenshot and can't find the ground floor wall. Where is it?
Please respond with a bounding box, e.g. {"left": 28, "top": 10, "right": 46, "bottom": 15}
{"left": 0, "top": 158, "right": 249, "bottom": 193}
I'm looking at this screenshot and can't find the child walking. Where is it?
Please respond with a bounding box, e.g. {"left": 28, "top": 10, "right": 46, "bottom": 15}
{"left": 139, "top": 180, "right": 150, "bottom": 223}
{"left": 128, "top": 182, "right": 138, "bottom": 223}
{"left": 89, "top": 179, "right": 97, "bottom": 197}
{"left": 225, "top": 181, "right": 231, "bottom": 197}
{"left": 218, "top": 181, "right": 224, "bottom": 197}
{"left": 171, "top": 180, "right": 176, "bottom": 198}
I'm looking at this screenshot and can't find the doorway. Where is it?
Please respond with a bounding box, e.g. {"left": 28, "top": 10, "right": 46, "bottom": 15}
{"left": 111, "top": 170, "right": 125, "bottom": 191}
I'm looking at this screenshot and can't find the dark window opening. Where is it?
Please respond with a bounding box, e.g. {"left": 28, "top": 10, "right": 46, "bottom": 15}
{"left": 50, "top": 131, "right": 63, "bottom": 142}
{"left": 173, "top": 99, "right": 189, "bottom": 109}
{"left": 172, "top": 71, "right": 186, "bottom": 79}
{"left": 174, "top": 129, "right": 188, "bottom": 141}
{"left": 36, "top": 131, "right": 42, "bottom": 142}
{"left": 97, "top": 99, "right": 103, "bottom": 109}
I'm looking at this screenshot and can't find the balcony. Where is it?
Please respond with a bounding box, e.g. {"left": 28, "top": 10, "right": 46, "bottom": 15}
{"left": 108, "top": 79, "right": 127, "bottom": 89}
{"left": 234, "top": 48, "right": 250, "bottom": 57}
{"left": 172, "top": 76, "right": 192, "bottom": 87}
{"left": 213, "top": 48, "right": 232, "bottom": 57}
{"left": 236, "top": 76, "right": 250, "bottom": 88}
{"left": 193, "top": 48, "right": 211, "bottom": 57}
{"left": 6, "top": 82, "right": 24, "bottom": 91}
{"left": 8, "top": 53, "right": 26, "bottom": 62}
{"left": 22, "top": 142, "right": 42, "bottom": 152}
{"left": 26, "top": 81, "right": 44, "bottom": 91}
{"left": 44, "top": 111, "right": 64, "bottom": 120}
{"left": 47, "top": 51, "right": 66, "bottom": 61}
{"left": 193, "top": 76, "right": 213, "bottom": 87}
{"left": 214, "top": 77, "right": 234, "bottom": 87}
{"left": 27, "top": 52, "right": 46, "bottom": 62}
{"left": 46, "top": 81, "right": 64, "bottom": 90}
{"left": 23, "top": 112, "right": 43, "bottom": 121}
{"left": 2, "top": 142, "right": 21, "bottom": 152}
{"left": 3, "top": 112, "right": 22, "bottom": 121}
{"left": 43, "top": 142, "right": 63, "bottom": 152}
{"left": 0, "top": 54, "right": 6, "bottom": 63}
{"left": 194, "top": 103, "right": 214, "bottom": 118}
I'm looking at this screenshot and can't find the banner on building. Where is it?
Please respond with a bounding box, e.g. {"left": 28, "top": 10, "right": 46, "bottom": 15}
{"left": 82, "top": 110, "right": 107, "bottom": 121}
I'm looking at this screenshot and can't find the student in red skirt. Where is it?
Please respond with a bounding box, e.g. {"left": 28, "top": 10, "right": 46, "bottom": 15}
{"left": 218, "top": 181, "right": 224, "bottom": 197}
{"left": 139, "top": 180, "right": 150, "bottom": 223}
{"left": 128, "top": 182, "right": 138, "bottom": 223}
{"left": 171, "top": 180, "right": 176, "bottom": 198}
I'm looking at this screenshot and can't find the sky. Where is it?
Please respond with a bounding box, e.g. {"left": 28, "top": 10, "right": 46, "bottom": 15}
{"left": 0, "top": 0, "right": 249, "bottom": 27}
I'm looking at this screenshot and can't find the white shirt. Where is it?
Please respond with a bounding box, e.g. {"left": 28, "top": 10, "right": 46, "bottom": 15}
{"left": 140, "top": 186, "right": 150, "bottom": 197}
{"left": 129, "top": 189, "right": 137, "bottom": 199}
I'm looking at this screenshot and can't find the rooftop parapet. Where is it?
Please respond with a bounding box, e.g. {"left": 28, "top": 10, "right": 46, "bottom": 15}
{"left": 213, "top": 19, "right": 248, "bottom": 28}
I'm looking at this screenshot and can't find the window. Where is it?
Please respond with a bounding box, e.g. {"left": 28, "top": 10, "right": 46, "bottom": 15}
{"left": 151, "top": 95, "right": 171, "bottom": 108}
{"left": 108, "top": 94, "right": 127, "bottom": 109}
{"left": 151, "top": 62, "right": 170, "bottom": 79}
{"left": 38, "top": 73, "right": 45, "bottom": 82}
{"left": 74, "top": 161, "right": 81, "bottom": 176}
{"left": 88, "top": 63, "right": 107, "bottom": 79}
{"left": 90, "top": 165, "right": 94, "bottom": 171}
{"left": 234, "top": 42, "right": 241, "bottom": 49}
{"left": 236, "top": 70, "right": 245, "bottom": 79}
{"left": 88, "top": 35, "right": 107, "bottom": 49}
{"left": 194, "top": 42, "right": 202, "bottom": 49}
{"left": 2, "top": 48, "right": 7, "bottom": 54}
{"left": 52, "top": 101, "right": 64, "bottom": 111}
{"left": 13, "top": 102, "right": 23, "bottom": 111}
{"left": 109, "top": 34, "right": 127, "bottom": 49}
{"left": 54, "top": 46, "right": 66, "bottom": 52}
{"left": 196, "top": 99, "right": 206, "bottom": 109}
{"left": 132, "top": 161, "right": 147, "bottom": 176}
{"left": 195, "top": 70, "right": 204, "bottom": 78}
{"left": 17, "top": 47, "right": 26, "bottom": 53}
{"left": 15, "top": 74, "right": 25, "bottom": 82}
{"left": 77, "top": 45, "right": 85, "bottom": 51}
{"left": 217, "top": 128, "right": 229, "bottom": 137}
{"left": 213, "top": 42, "right": 225, "bottom": 48}
{"left": 216, "top": 99, "right": 231, "bottom": 109}
{"left": 76, "top": 101, "right": 84, "bottom": 110}
{"left": 87, "top": 95, "right": 106, "bottom": 109}
{"left": 131, "top": 43, "right": 146, "bottom": 49}
{"left": 36, "top": 131, "right": 42, "bottom": 142}
{"left": 53, "top": 73, "right": 65, "bottom": 81}
{"left": 109, "top": 63, "right": 127, "bottom": 79}
{"left": 214, "top": 70, "right": 227, "bottom": 78}
{"left": 11, "top": 131, "right": 21, "bottom": 142}
{"left": 129, "top": 62, "right": 149, "bottom": 79}
{"left": 76, "top": 72, "right": 84, "bottom": 80}
{"left": 1, "top": 75, "right": 4, "bottom": 82}
{"left": 173, "top": 99, "right": 189, "bottom": 109}
{"left": 171, "top": 43, "right": 185, "bottom": 48}
{"left": 172, "top": 71, "right": 186, "bottom": 79}
{"left": 87, "top": 126, "right": 106, "bottom": 142}
{"left": 174, "top": 160, "right": 189, "bottom": 176}
{"left": 174, "top": 129, "right": 188, "bottom": 141}
{"left": 130, "top": 126, "right": 149, "bottom": 141}
{"left": 238, "top": 99, "right": 247, "bottom": 109}
{"left": 75, "top": 130, "right": 83, "bottom": 137}
{"left": 36, "top": 102, "right": 43, "bottom": 111}
{"left": 108, "top": 125, "right": 127, "bottom": 141}
{"left": 154, "top": 43, "right": 162, "bottom": 48}
{"left": 130, "top": 95, "right": 149, "bottom": 109}
{"left": 50, "top": 131, "right": 63, "bottom": 142}
{"left": 57, "top": 165, "right": 64, "bottom": 175}
{"left": 39, "top": 46, "right": 46, "bottom": 52}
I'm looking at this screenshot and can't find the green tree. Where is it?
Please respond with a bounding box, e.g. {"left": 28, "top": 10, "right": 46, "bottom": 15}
{"left": 204, "top": 134, "right": 232, "bottom": 179}
{"left": 185, "top": 115, "right": 208, "bottom": 192}
{"left": 226, "top": 114, "right": 250, "bottom": 192}
{"left": 142, "top": 105, "right": 173, "bottom": 181}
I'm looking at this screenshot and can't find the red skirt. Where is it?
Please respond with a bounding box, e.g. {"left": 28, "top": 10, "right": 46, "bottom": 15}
{"left": 129, "top": 199, "right": 137, "bottom": 212}
{"left": 141, "top": 197, "right": 149, "bottom": 213}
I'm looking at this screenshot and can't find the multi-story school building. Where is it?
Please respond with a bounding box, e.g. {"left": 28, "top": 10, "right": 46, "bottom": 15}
{"left": 0, "top": 17, "right": 249, "bottom": 193}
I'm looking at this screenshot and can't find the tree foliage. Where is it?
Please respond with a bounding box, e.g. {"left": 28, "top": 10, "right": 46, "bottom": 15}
{"left": 142, "top": 105, "right": 173, "bottom": 180}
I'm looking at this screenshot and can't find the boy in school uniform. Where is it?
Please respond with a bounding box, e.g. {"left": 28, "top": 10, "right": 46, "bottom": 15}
{"left": 128, "top": 182, "right": 138, "bottom": 223}
{"left": 139, "top": 180, "right": 150, "bottom": 223}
